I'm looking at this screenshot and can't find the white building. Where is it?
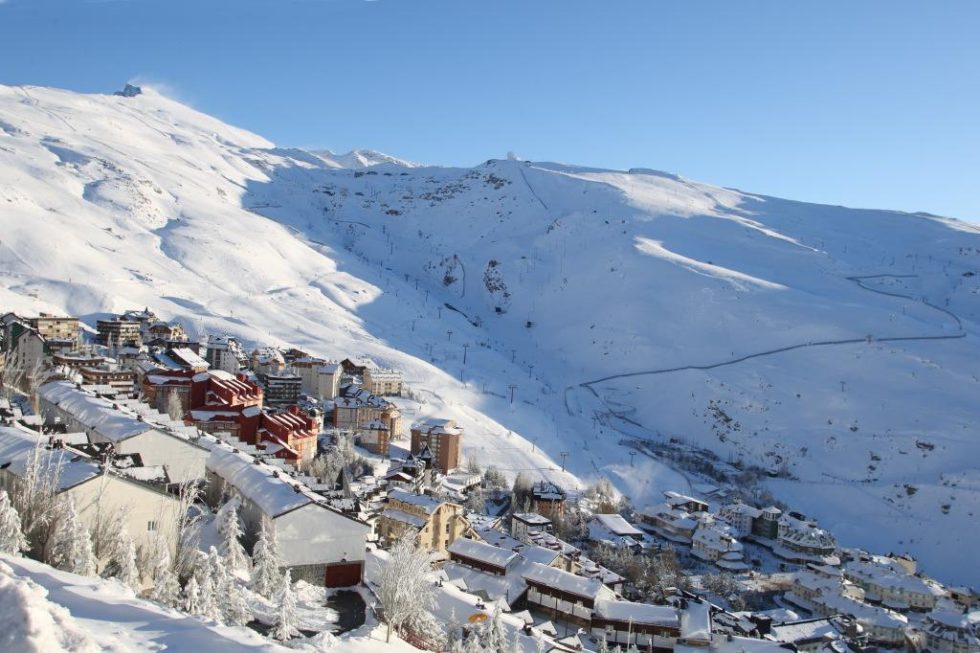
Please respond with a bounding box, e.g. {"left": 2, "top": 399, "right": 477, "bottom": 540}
{"left": 844, "top": 556, "right": 944, "bottom": 612}
{"left": 719, "top": 502, "right": 762, "bottom": 538}
{"left": 776, "top": 512, "right": 839, "bottom": 564}
{"left": 692, "top": 516, "right": 749, "bottom": 571}
{"left": 291, "top": 357, "right": 343, "bottom": 400}
{"left": 0, "top": 426, "right": 182, "bottom": 565}
{"left": 205, "top": 444, "right": 370, "bottom": 587}
{"left": 38, "top": 381, "right": 209, "bottom": 483}
{"left": 205, "top": 335, "right": 245, "bottom": 374}
{"left": 922, "top": 610, "right": 980, "bottom": 653}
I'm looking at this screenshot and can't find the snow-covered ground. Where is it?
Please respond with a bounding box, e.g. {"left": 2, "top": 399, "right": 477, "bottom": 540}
{"left": 0, "top": 554, "right": 287, "bottom": 652}
{"left": 0, "top": 554, "right": 436, "bottom": 652}
{"left": 1, "top": 83, "right": 978, "bottom": 584}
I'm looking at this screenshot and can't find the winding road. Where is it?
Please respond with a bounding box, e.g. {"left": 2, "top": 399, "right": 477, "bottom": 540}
{"left": 573, "top": 273, "right": 965, "bottom": 398}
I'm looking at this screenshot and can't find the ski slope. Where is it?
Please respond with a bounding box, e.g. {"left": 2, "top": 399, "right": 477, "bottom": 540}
{"left": 1, "top": 83, "right": 978, "bottom": 584}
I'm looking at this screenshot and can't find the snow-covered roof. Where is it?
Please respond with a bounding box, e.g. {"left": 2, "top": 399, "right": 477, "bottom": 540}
{"left": 594, "top": 600, "right": 680, "bottom": 626}
{"left": 769, "top": 618, "right": 840, "bottom": 645}
{"left": 38, "top": 381, "right": 156, "bottom": 442}
{"left": 388, "top": 488, "right": 445, "bottom": 514}
{"left": 592, "top": 513, "right": 643, "bottom": 536}
{"left": 680, "top": 601, "right": 711, "bottom": 643}
{"left": 844, "top": 558, "right": 940, "bottom": 597}
{"left": 442, "top": 562, "right": 527, "bottom": 607}
{"left": 448, "top": 538, "right": 518, "bottom": 569}
{"left": 517, "top": 545, "right": 561, "bottom": 567}
{"left": 0, "top": 427, "right": 101, "bottom": 491}
{"left": 722, "top": 502, "right": 763, "bottom": 519}
{"left": 169, "top": 347, "right": 208, "bottom": 369}
{"left": 206, "top": 444, "right": 315, "bottom": 517}
{"left": 513, "top": 512, "right": 552, "bottom": 526}
{"left": 521, "top": 562, "right": 610, "bottom": 601}
{"left": 380, "top": 508, "right": 427, "bottom": 528}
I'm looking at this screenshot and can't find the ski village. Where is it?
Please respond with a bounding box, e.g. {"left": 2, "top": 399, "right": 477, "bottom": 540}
{"left": 0, "top": 308, "right": 976, "bottom": 653}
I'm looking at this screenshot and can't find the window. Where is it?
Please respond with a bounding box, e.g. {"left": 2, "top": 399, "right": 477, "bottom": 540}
{"left": 147, "top": 520, "right": 158, "bottom": 532}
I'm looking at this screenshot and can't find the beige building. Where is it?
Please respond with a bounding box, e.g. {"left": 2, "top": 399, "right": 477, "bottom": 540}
{"left": 333, "top": 389, "right": 401, "bottom": 434}
{"left": 0, "top": 427, "right": 182, "bottom": 566}
{"left": 292, "top": 358, "right": 343, "bottom": 400}
{"left": 27, "top": 314, "right": 80, "bottom": 347}
{"left": 363, "top": 368, "right": 403, "bottom": 396}
{"left": 378, "top": 488, "right": 469, "bottom": 553}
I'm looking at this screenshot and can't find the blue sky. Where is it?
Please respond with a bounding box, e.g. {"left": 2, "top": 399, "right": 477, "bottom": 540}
{"left": 2, "top": 0, "right": 979, "bottom": 220}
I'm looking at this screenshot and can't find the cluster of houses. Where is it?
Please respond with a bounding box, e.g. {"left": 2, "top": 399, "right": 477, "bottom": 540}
{"left": 2, "top": 309, "right": 978, "bottom": 652}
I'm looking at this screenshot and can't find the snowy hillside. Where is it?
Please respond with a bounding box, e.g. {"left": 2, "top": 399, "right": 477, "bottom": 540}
{"left": 1, "top": 84, "right": 978, "bottom": 584}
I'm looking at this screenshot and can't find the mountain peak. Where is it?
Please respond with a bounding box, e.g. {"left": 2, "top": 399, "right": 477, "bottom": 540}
{"left": 309, "top": 148, "right": 418, "bottom": 169}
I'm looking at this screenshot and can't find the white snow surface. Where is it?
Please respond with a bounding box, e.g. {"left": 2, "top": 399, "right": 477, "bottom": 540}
{"left": 0, "top": 555, "right": 287, "bottom": 652}
{"left": 2, "top": 83, "right": 980, "bottom": 584}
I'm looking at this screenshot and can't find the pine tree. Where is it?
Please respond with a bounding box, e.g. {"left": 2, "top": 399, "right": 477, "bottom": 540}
{"left": 197, "top": 550, "right": 222, "bottom": 623}
{"left": 166, "top": 389, "right": 184, "bottom": 422}
{"left": 272, "top": 568, "right": 299, "bottom": 642}
{"left": 183, "top": 576, "right": 202, "bottom": 615}
{"left": 251, "top": 521, "right": 281, "bottom": 599}
{"left": 50, "top": 497, "right": 95, "bottom": 576}
{"left": 463, "top": 631, "right": 485, "bottom": 653}
{"left": 485, "top": 608, "right": 507, "bottom": 652}
{"left": 217, "top": 503, "right": 249, "bottom": 573}
{"left": 445, "top": 609, "right": 462, "bottom": 651}
{"left": 76, "top": 526, "right": 97, "bottom": 577}
{"left": 0, "top": 489, "right": 28, "bottom": 554}
{"left": 108, "top": 531, "right": 140, "bottom": 591}
{"left": 223, "top": 574, "right": 252, "bottom": 626}
{"left": 509, "top": 627, "right": 522, "bottom": 653}
{"left": 597, "top": 635, "right": 610, "bottom": 653}
{"left": 150, "top": 547, "right": 181, "bottom": 607}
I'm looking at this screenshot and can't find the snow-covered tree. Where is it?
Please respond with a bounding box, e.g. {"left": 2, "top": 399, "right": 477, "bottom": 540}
{"left": 12, "top": 440, "right": 63, "bottom": 558}
{"left": 484, "top": 608, "right": 507, "bottom": 652}
{"left": 465, "top": 485, "right": 486, "bottom": 514}
{"left": 445, "top": 609, "right": 463, "bottom": 651}
{"left": 50, "top": 497, "right": 96, "bottom": 576}
{"left": 463, "top": 631, "right": 485, "bottom": 653}
{"left": 166, "top": 389, "right": 184, "bottom": 422}
{"left": 272, "top": 568, "right": 299, "bottom": 642}
{"left": 150, "top": 546, "right": 181, "bottom": 607}
{"left": 0, "top": 489, "right": 28, "bottom": 554}
{"left": 222, "top": 573, "right": 252, "bottom": 626}
{"left": 377, "top": 531, "right": 435, "bottom": 643}
{"left": 251, "top": 521, "right": 281, "bottom": 599}
{"left": 217, "top": 502, "right": 248, "bottom": 573}
{"left": 114, "top": 533, "right": 140, "bottom": 591}
{"left": 196, "top": 550, "right": 223, "bottom": 623}
{"left": 597, "top": 635, "right": 609, "bottom": 653}
{"left": 183, "top": 575, "right": 202, "bottom": 615}
{"left": 174, "top": 480, "right": 203, "bottom": 578}
{"left": 509, "top": 628, "right": 522, "bottom": 653}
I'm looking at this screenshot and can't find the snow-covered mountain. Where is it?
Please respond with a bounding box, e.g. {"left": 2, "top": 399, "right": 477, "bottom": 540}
{"left": 1, "top": 84, "right": 978, "bottom": 585}
{"left": 311, "top": 149, "right": 418, "bottom": 169}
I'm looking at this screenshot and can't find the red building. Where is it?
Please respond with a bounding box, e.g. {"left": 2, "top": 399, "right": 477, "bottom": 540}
{"left": 141, "top": 351, "right": 316, "bottom": 467}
